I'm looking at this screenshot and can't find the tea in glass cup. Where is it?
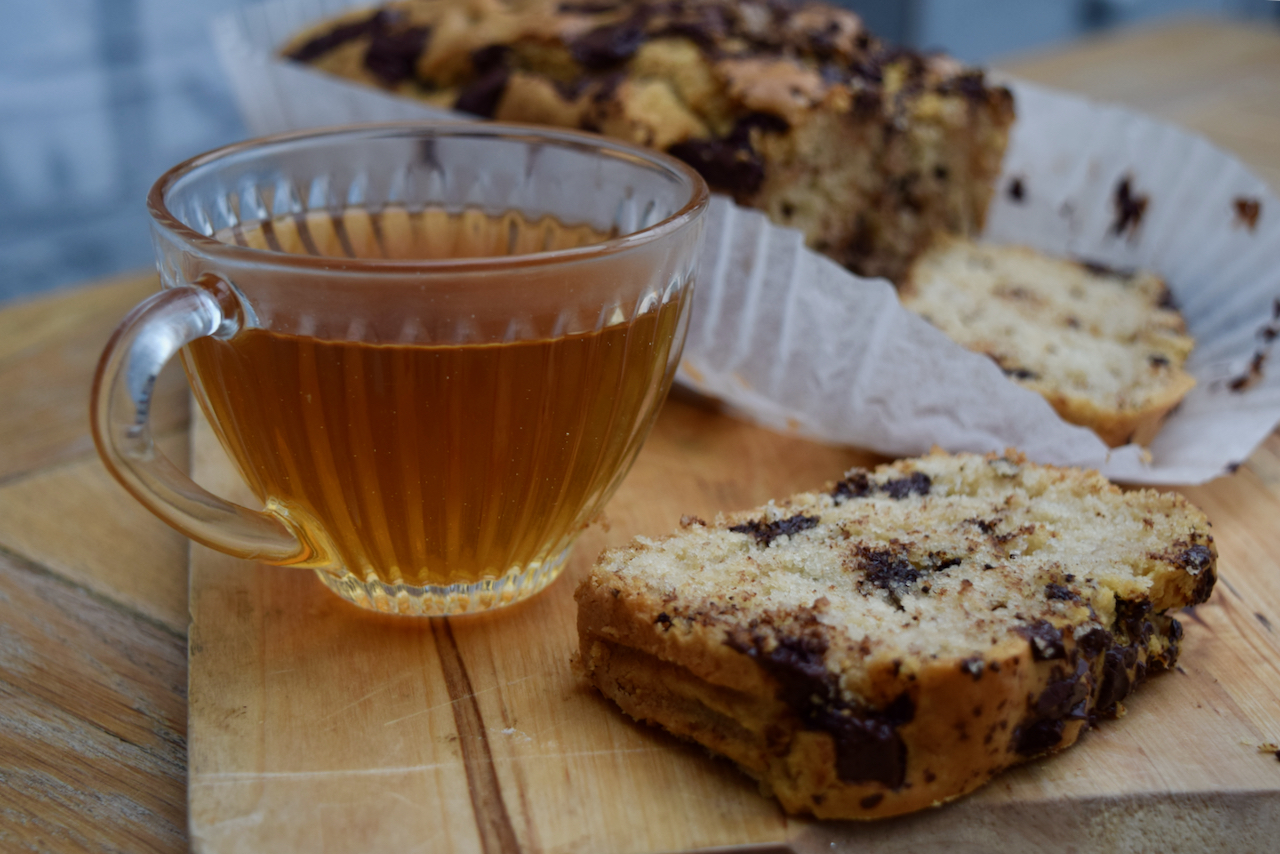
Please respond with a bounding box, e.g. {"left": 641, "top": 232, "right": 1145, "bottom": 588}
{"left": 92, "top": 123, "right": 708, "bottom": 616}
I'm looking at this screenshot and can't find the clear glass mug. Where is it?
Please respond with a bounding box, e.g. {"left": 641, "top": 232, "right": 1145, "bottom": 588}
{"left": 92, "top": 123, "right": 708, "bottom": 616}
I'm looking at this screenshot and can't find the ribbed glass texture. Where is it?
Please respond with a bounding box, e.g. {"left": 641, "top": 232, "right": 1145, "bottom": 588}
{"left": 149, "top": 124, "right": 708, "bottom": 615}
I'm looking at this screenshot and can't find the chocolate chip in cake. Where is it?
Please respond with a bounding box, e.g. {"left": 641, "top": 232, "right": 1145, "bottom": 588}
{"left": 1045, "top": 583, "right": 1078, "bottom": 602}
{"left": 730, "top": 513, "right": 820, "bottom": 546}
{"left": 1017, "top": 619, "right": 1066, "bottom": 661}
{"left": 1095, "top": 647, "right": 1132, "bottom": 715}
{"left": 558, "top": 0, "right": 624, "bottom": 13}
{"left": 960, "top": 657, "right": 985, "bottom": 681}
{"left": 850, "top": 86, "right": 882, "bottom": 118}
{"left": 285, "top": 9, "right": 391, "bottom": 62}
{"left": 454, "top": 65, "right": 511, "bottom": 118}
{"left": 1013, "top": 718, "right": 1065, "bottom": 756}
{"left": 1075, "top": 627, "right": 1113, "bottom": 659}
{"left": 667, "top": 137, "right": 766, "bottom": 196}
{"left": 570, "top": 20, "right": 646, "bottom": 68}
{"left": 364, "top": 26, "right": 431, "bottom": 86}
{"left": 1035, "top": 660, "right": 1090, "bottom": 720}
{"left": 831, "top": 470, "right": 871, "bottom": 503}
{"left": 822, "top": 693, "right": 914, "bottom": 788}
{"left": 880, "top": 472, "right": 931, "bottom": 499}
{"left": 859, "top": 547, "right": 922, "bottom": 608}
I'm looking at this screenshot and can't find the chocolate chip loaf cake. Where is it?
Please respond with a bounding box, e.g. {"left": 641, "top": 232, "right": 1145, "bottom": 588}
{"left": 281, "top": 0, "right": 1015, "bottom": 281}
{"left": 575, "top": 450, "right": 1215, "bottom": 819}
{"left": 900, "top": 237, "right": 1197, "bottom": 447}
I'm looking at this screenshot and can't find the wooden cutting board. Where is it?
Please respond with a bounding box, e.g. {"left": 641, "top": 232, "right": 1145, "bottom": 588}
{"left": 187, "top": 392, "right": 1280, "bottom": 854}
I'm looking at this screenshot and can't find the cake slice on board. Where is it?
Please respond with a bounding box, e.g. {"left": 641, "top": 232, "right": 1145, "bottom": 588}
{"left": 576, "top": 450, "right": 1216, "bottom": 819}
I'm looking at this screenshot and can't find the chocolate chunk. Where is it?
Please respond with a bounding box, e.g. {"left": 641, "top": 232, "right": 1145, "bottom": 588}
{"left": 364, "top": 25, "right": 430, "bottom": 86}
{"left": 655, "top": 612, "right": 672, "bottom": 629}
{"left": 1168, "top": 544, "right": 1214, "bottom": 597}
{"left": 668, "top": 113, "right": 788, "bottom": 197}
{"left": 1035, "top": 660, "right": 1090, "bottom": 719}
{"left": 1149, "top": 354, "right": 1170, "bottom": 368}
{"left": 454, "top": 64, "right": 511, "bottom": 118}
{"left": 589, "top": 69, "right": 627, "bottom": 103}
{"left": 557, "top": 0, "right": 623, "bottom": 12}
{"left": 1173, "top": 544, "right": 1213, "bottom": 574}
{"left": 1113, "top": 597, "right": 1152, "bottom": 641}
{"left": 860, "top": 547, "right": 921, "bottom": 607}
{"left": 668, "top": 138, "right": 766, "bottom": 197}
{"left": 1018, "top": 619, "right": 1066, "bottom": 661}
{"left": 819, "top": 693, "right": 914, "bottom": 788}
{"left": 1234, "top": 197, "right": 1261, "bottom": 232}
{"left": 831, "top": 471, "right": 871, "bottom": 502}
{"left": 729, "top": 513, "right": 820, "bottom": 546}
{"left": 960, "top": 656, "right": 984, "bottom": 681}
{"left": 735, "top": 111, "right": 791, "bottom": 137}
{"left": 471, "top": 44, "right": 511, "bottom": 72}
{"left": 570, "top": 20, "right": 645, "bottom": 68}
{"left": 1110, "top": 175, "right": 1149, "bottom": 238}
{"left": 1014, "top": 718, "right": 1065, "bottom": 756}
{"left": 727, "top": 624, "right": 913, "bottom": 789}
{"left": 554, "top": 76, "right": 590, "bottom": 101}
{"left": 1075, "top": 627, "right": 1113, "bottom": 660}
{"left": 880, "top": 472, "right": 931, "bottom": 499}
{"left": 285, "top": 9, "right": 389, "bottom": 62}
{"left": 860, "top": 793, "right": 884, "bottom": 810}
{"left": 941, "top": 70, "right": 990, "bottom": 104}
{"left": 1007, "top": 176, "right": 1025, "bottom": 202}
{"left": 1045, "top": 583, "right": 1078, "bottom": 602}
{"left": 1095, "top": 647, "right": 1132, "bottom": 714}
{"left": 656, "top": 3, "right": 730, "bottom": 49}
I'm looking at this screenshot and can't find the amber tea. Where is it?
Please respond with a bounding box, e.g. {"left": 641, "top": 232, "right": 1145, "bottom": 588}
{"left": 94, "top": 123, "right": 707, "bottom": 616}
{"left": 184, "top": 206, "right": 687, "bottom": 593}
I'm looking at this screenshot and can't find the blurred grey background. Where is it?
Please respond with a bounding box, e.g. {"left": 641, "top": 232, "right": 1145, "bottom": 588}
{"left": 1, "top": 0, "right": 1277, "bottom": 304}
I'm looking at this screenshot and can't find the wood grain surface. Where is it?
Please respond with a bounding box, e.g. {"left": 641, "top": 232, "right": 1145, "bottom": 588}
{"left": 2, "top": 18, "right": 1280, "bottom": 854}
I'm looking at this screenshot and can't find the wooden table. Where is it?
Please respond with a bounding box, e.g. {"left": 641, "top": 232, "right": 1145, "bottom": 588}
{"left": 2, "top": 18, "right": 1278, "bottom": 853}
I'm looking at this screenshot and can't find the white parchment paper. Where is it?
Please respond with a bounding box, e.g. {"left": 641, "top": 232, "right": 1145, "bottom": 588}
{"left": 214, "top": 0, "right": 1280, "bottom": 484}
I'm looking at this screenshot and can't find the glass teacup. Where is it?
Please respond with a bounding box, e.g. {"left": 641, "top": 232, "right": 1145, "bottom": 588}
{"left": 92, "top": 123, "right": 708, "bottom": 616}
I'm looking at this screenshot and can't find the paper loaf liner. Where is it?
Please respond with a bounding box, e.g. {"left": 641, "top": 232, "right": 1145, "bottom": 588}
{"left": 214, "top": 0, "right": 1280, "bottom": 484}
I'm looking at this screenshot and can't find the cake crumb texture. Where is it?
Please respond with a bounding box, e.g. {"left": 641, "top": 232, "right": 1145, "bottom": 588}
{"left": 575, "top": 450, "right": 1216, "bottom": 819}
{"left": 901, "top": 238, "right": 1197, "bottom": 447}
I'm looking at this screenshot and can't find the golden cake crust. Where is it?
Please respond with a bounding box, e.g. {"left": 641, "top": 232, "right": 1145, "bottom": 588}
{"left": 575, "top": 450, "right": 1216, "bottom": 819}
{"left": 281, "top": 0, "right": 1015, "bottom": 282}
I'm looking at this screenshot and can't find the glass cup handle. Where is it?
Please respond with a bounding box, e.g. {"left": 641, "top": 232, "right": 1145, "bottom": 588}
{"left": 91, "top": 280, "right": 310, "bottom": 565}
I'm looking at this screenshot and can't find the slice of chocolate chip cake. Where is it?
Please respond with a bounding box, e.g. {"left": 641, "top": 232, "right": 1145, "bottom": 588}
{"left": 575, "top": 450, "right": 1215, "bottom": 819}
{"left": 900, "top": 237, "right": 1197, "bottom": 447}
{"left": 281, "top": 0, "right": 1015, "bottom": 282}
